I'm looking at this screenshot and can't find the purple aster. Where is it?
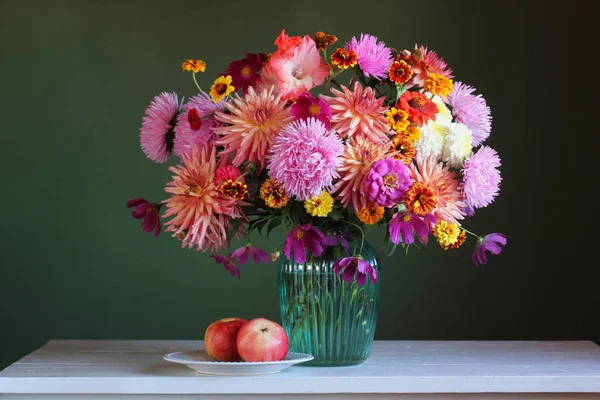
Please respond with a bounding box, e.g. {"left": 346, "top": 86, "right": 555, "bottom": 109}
{"left": 364, "top": 157, "right": 412, "bottom": 207}
{"left": 461, "top": 146, "right": 502, "bottom": 211}
{"left": 333, "top": 257, "right": 378, "bottom": 285}
{"left": 266, "top": 118, "right": 343, "bottom": 201}
{"left": 290, "top": 92, "right": 332, "bottom": 128}
{"left": 139, "top": 92, "right": 180, "bottom": 163}
{"left": 472, "top": 233, "right": 507, "bottom": 266}
{"left": 345, "top": 33, "right": 393, "bottom": 80}
{"left": 230, "top": 244, "right": 269, "bottom": 265}
{"left": 284, "top": 224, "right": 326, "bottom": 264}
{"left": 447, "top": 82, "right": 492, "bottom": 146}
{"left": 173, "top": 92, "right": 227, "bottom": 159}
{"left": 388, "top": 211, "right": 435, "bottom": 245}
{"left": 126, "top": 198, "right": 162, "bottom": 237}
{"left": 211, "top": 254, "right": 240, "bottom": 277}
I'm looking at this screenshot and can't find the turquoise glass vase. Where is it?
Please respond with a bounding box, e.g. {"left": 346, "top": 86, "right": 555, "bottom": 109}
{"left": 277, "top": 238, "right": 381, "bottom": 366}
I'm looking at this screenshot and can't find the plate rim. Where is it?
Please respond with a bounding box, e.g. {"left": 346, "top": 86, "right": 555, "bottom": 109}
{"left": 163, "top": 349, "right": 314, "bottom": 366}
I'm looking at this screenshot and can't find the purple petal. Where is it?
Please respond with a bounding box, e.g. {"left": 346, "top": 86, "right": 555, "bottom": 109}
{"left": 400, "top": 222, "right": 414, "bottom": 244}
{"left": 341, "top": 265, "right": 356, "bottom": 283}
{"left": 127, "top": 198, "right": 146, "bottom": 208}
{"left": 410, "top": 215, "right": 429, "bottom": 239}
{"left": 231, "top": 246, "right": 250, "bottom": 265}
{"left": 132, "top": 203, "right": 148, "bottom": 219}
{"left": 250, "top": 247, "right": 270, "bottom": 264}
{"left": 154, "top": 220, "right": 161, "bottom": 237}
{"left": 293, "top": 240, "right": 306, "bottom": 264}
{"left": 141, "top": 213, "right": 156, "bottom": 233}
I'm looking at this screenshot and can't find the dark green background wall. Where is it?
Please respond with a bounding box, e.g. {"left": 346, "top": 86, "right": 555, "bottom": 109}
{"left": 1, "top": 0, "right": 590, "bottom": 370}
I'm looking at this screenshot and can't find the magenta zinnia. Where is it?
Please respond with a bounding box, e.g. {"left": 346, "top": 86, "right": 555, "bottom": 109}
{"left": 345, "top": 33, "right": 393, "bottom": 80}
{"left": 324, "top": 82, "right": 389, "bottom": 144}
{"left": 447, "top": 81, "right": 492, "bottom": 146}
{"left": 213, "top": 86, "right": 293, "bottom": 168}
{"left": 364, "top": 157, "right": 412, "bottom": 208}
{"left": 139, "top": 92, "right": 179, "bottom": 163}
{"left": 461, "top": 146, "right": 502, "bottom": 212}
{"left": 266, "top": 118, "right": 343, "bottom": 201}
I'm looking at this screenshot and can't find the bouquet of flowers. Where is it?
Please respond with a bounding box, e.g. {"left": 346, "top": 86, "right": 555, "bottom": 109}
{"left": 127, "top": 30, "right": 507, "bottom": 284}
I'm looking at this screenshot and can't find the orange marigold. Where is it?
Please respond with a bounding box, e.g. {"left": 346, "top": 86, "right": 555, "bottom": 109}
{"left": 404, "top": 182, "right": 437, "bottom": 215}
{"left": 356, "top": 203, "right": 385, "bottom": 225}
{"left": 259, "top": 179, "right": 290, "bottom": 209}
{"left": 390, "top": 135, "right": 416, "bottom": 165}
{"left": 314, "top": 31, "right": 338, "bottom": 50}
{"left": 181, "top": 59, "right": 206, "bottom": 73}
{"left": 423, "top": 73, "right": 454, "bottom": 97}
{"left": 441, "top": 230, "right": 467, "bottom": 250}
{"left": 331, "top": 48, "right": 359, "bottom": 69}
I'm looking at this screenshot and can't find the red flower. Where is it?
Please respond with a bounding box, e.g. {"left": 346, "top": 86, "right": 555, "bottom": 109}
{"left": 222, "top": 53, "right": 262, "bottom": 95}
{"left": 397, "top": 91, "right": 438, "bottom": 127}
{"left": 126, "top": 198, "right": 161, "bottom": 237}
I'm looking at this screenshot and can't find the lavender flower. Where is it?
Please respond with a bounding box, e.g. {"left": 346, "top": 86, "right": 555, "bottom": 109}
{"left": 345, "top": 34, "right": 393, "bottom": 80}
{"left": 472, "top": 233, "right": 507, "bottom": 266}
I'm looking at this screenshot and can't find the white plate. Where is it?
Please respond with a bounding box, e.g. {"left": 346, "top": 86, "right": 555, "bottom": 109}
{"left": 163, "top": 350, "right": 314, "bottom": 375}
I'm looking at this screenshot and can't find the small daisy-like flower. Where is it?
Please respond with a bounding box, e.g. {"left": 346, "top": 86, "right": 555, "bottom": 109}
{"left": 222, "top": 53, "right": 262, "bottom": 95}
{"left": 398, "top": 125, "right": 421, "bottom": 142}
{"left": 290, "top": 92, "right": 332, "bottom": 128}
{"left": 304, "top": 190, "right": 334, "bottom": 217}
{"left": 398, "top": 91, "right": 439, "bottom": 127}
{"left": 390, "top": 135, "right": 416, "bottom": 165}
{"left": 389, "top": 60, "right": 413, "bottom": 84}
{"left": 313, "top": 31, "right": 337, "bottom": 50}
{"left": 127, "top": 198, "right": 162, "bottom": 237}
{"left": 333, "top": 257, "right": 377, "bottom": 285}
{"left": 424, "top": 73, "right": 454, "bottom": 98}
{"left": 386, "top": 107, "right": 410, "bottom": 133}
{"left": 441, "top": 229, "right": 466, "bottom": 250}
{"left": 345, "top": 33, "right": 393, "bottom": 80}
{"left": 220, "top": 180, "right": 247, "bottom": 200}
{"left": 260, "top": 179, "right": 290, "bottom": 209}
{"left": 331, "top": 48, "right": 359, "bottom": 69}
{"left": 356, "top": 203, "right": 385, "bottom": 225}
{"left": 364, "top": 157, "right": 412, "bottom": 208}
{"left": 210, "top": 75, "right": 235, "bottom": 103}
{"left": 388, "top": 211, "right": 436, "bottom": 245}
{"left": 139, "top": 92, "right": 179, "bottom": 163}
{"left": 433, "top": 220, "right": 460, "bottom": 247}
{"left": 181, "top": 59, "right": 206, "bottom": 73}
{"left": 472, "top": 233, "right": 507, "bottom": 266}
{"left": 404, "top": 182, "right": 437, "bottom": 216}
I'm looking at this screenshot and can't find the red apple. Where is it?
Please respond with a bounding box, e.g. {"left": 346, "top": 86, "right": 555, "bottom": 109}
{"left": 236, "top": 317, "right": 289, "bottom": 362}
{"left": 204, "top": 317, "right": 247, "bottom": 361}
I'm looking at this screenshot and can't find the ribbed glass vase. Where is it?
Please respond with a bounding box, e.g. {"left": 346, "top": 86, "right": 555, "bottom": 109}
{"left": 277, "top": 238, "right": 381, "bottom": 366}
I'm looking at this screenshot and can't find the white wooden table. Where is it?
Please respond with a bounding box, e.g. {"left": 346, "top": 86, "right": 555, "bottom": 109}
{"left": 1, "top": 340, "right": 600, "bottom": 399}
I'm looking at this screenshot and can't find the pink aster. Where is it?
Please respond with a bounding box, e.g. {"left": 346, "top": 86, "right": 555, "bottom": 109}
{"left": 345, "top": 33, "right": 393, "bottom": 80}
{"left": 173, "top": 92, "right": 226, "bottom": 158}
{"left": 472, "top": 233, "right": 507, "bottom": 266}
{"left": 222, "top": 53, "right": 263, "bottom": 95}
{"left": 230, "top": 244, "right": 269, "bottom": 265}
{"left": 260, "top": 35, "right": 330, "bottom": 101}
{"left": 211, "top": 254, "right": 240, "bottom": 277}
{"left": 139, "top": 92, "right": 180, "bottom": 163}
{"left": 408, "top": 156, "right": 466, "bottom": 224}
{"left": 333, "top": 257, "right": 377, "bottom": 286}
{"left": 447, "top": 82, "right": 492, "bottom": 146}
{"left": 126, "top": 198, "right": 161, "bottom": 237}
{"left": 364, "top": 157, "right": 412, "bottom": 208}
{"left": 323, "top": 82, "right": 390, "bottom": 144}
{"left": 461, "top": 146, "right": 502, "bottom": 211}
{"left": 388, "top": 211, "right": 435, "bottom": 245}
{"left": 290, "top": 92, "right": 332, "bottom": 128}
{"left": 284, "top": 224, "right": 326, "bottom": 264}
{"left": 266, "top": 118, "right": 343, "bottom": 201}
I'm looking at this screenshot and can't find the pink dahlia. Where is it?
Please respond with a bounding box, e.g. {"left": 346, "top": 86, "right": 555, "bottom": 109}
{"left": 323, "top": 82, "right": 389, "bottom": 144}
{"left": 408, "top": 156, "right": 466, "bottom": 224}
{"left": 173, "top": 92, "right": 226, "bottom": 158}
{"left": 364, "top": 157, "right": 412, "bottom": 208}
{"left": 213, "top": 86, "right": 293, "bottom": 168}
{"left": 290, "top": 92, "right": 331, "bottom": 128}
{"left": 333, "top": 136, "right": 390, "bottom": 211}
{"left": 162, "top": 146, "right": 238, "bottom": 252}
{"left": 345, "top": 33, "right": 393, "bottom": 80}
{"left": 388, "top": 211, "right": 436, "bottom": 245}
{"left": 260, "top": 35, "right": 330, "bottom": 101}
{"left": 447, "top": 82, "right": 492, "bottom": 146}
{"left": 408, "top": 45, "right": 454, "bottom": 87}
{"left": 461, "top": 146, "right": 502, "bottom": 211}
{"left": 266, "top": 118, "right": 343, "bottom": 201}
{"left": 139, "top": 92, "right": 180, "bottom": 163}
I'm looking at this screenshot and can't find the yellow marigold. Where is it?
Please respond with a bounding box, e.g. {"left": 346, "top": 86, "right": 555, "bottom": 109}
{"left": 356, "top": 203, "right": 385, "bottom": 225}
{"left": 433, "top": 220, "right": 460, "bottom": 247}
{"left": 441, "top": 230, "right": 467, "bottom": 250}
{"left": 423, "top": 73, "right": 454, "bottom": 98}
{"left": 210, "top": 75, "right": 235, "bottom": 103}
{"left": 304, "top": 190, "right": 334, "bottom": 217}
{"left": 181, "top": 59, "right": 206, "bottom": 73}
{"left": 386, "top": 107, "right": 410, "bottom": 133}
{"left": 260, "top": 179, "right": 290, "bottom": 209}
{"left": 403, "top": 125, "right": 421, "bottom": 142}
{"left": 390, "top": 135, "right": 416, "bottom": 165}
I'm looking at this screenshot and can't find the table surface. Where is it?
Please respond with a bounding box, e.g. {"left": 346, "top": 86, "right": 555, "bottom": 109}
{"left": 1, "top": 340, "right": 600, "bottom": 397}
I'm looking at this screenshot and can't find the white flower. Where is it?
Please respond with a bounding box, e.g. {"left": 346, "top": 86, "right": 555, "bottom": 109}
{"left": 442, "top": 122, "right": 473, "bottom": 168}
{"left": 432, "top": 95, "right": 453, "bottom": 125}
{"left": 415, "top": 120, "right": 449, "bottom": 161}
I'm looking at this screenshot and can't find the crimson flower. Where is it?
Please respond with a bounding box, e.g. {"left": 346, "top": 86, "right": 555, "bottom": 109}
{"left": 290, "top": 92, "right": 332, "bottom": 128}
{"left": 211, "top": 254, "right": 240, "bottom": 277}
{"left": 222, "top": 53, "right": 262, "bottom": 95}
{"left": 126, "top": 198, "right": 161, "bottom": 237}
